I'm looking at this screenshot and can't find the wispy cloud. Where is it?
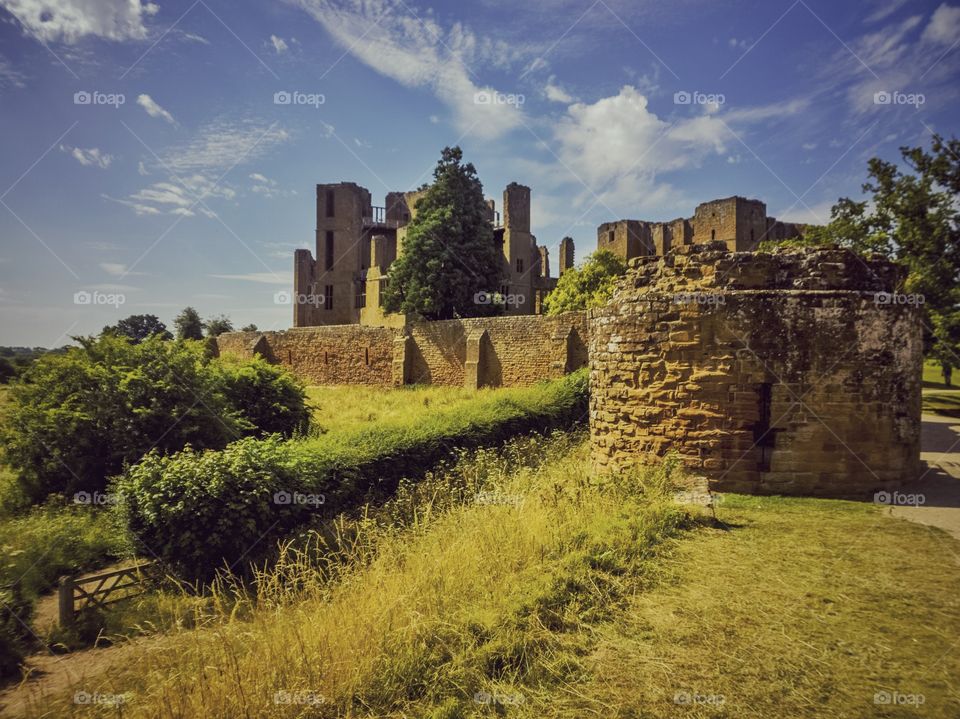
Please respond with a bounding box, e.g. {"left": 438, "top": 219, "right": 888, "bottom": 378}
{"left": 137, "top": 93, "right": 176, "bottom": 125}
{"left": 100, "top": 262, "right": 147, "bottom": 277}
{"left": 544, "top": 75, "right": 574, "bottom": 103}
{"left": 270, "top": 34, "right": 289, "bottom": 53}
{"left": 291, "top": 0, "right": 534, "bottom": 139}
{"left": 210, "top": 272, "right": 288, "bottom": 284}
{"left": 1, "top": 0, "right": 159, "bottom": 43}
{"left": 60, "top": 144, "right": 113, "bottom": 169}
{"left": 0, "top": 55, "right": 27, "bottom": 88}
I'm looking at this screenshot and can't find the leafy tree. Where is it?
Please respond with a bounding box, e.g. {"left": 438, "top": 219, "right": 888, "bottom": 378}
{"left": 240, "top": 323, "right": 259, "bottom": 332}
{"left": 543, "top": 250, "right": 627, "bottom": 315}
{"left": 0, "top": 357, "right": 15, "bottom": 384}
{"left": 382, "top": 146, "right": 504, "bottom": 320}
{"left": 771, "top": 135, "right": 960, "bottom": 374}
{"left": 174, "top": 306, "right": 204, "bottom": 340}
{"left": 1, "top": 333, "right": 308, "bottom": 501}
{"left": 102, "top": 314, "right": 171, "bottom": 343}
{"left": 204, "top": 315, "right": 234, "bottom": 337}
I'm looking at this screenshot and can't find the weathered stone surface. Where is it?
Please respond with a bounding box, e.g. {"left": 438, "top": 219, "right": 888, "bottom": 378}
{"left": 588, "top": 243, "right": 922, "bottom": 499}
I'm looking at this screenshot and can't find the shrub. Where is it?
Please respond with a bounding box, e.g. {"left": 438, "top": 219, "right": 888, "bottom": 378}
{"left": 115, "top": 371, "right": 589, "bottom": 582}
{"left": 1, "top": 335, "right": 308, "bottom": 502}
{"left": 214, "top": 356, "right": 310, "bottom": 438}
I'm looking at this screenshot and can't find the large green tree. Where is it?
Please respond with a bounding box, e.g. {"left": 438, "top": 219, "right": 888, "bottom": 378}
{"left": 174, "top": 306, "right": 204, "bottom": 340}
{"left": 382, "top": 146, "right": 504, "bottom": 320}
{"left": 543, "top": 250, "right": 627, "bottom": 315}
{"left": 776, "top": 135, "right": 960, "bottom": 373}
{"left": 102, "top": 314, "right": 171, "bottom": 343}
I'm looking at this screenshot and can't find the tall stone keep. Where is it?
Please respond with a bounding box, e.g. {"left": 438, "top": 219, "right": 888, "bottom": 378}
{"left": 589, "top": 243, "right": 922, "bottom": 498}
{"left": 559, "top": 236, "right": 575, "bottom": 275}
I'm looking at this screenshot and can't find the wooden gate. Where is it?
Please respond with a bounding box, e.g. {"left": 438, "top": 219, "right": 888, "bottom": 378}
{"left": 58, "top": 561, "right": 156, "bottom": 626}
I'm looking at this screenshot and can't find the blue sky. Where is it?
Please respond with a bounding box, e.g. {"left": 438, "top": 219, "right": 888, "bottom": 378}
{"left": 0, "top": 0, "right": 958, "bottom": 346}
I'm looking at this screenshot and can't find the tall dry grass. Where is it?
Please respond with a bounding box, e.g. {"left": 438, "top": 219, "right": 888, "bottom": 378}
{"left": 21, "top": 433, "right": 694, "bottom": 718}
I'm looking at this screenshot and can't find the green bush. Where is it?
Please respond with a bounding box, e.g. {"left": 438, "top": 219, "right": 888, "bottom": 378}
{"left": 1, "top": 335, "right": 308, "bottom": 502}
{"left": 115, "top": 371, "right": 589, "bottom": 582}
{"left": 214, "top": 355, "right": 310, "bottom": 438}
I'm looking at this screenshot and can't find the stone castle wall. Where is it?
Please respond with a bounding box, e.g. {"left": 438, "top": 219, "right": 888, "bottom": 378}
{"left": 589, "top": 243, "right": 922, "bottom": 497}
{"left": 217, "top": 312, "right": 588, "bottom": 389}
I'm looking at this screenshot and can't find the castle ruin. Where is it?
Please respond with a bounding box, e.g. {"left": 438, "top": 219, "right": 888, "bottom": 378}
{"left": 293, "top": 181, "right": 570, "bottom": 328}
{"left": 598, "top": 196, "right": 805, "bottom": 261}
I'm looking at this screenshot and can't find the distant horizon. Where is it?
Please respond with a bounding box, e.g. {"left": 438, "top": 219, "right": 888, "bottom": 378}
{"left": 1, "top": 0, "right": 959, "bottom": 345}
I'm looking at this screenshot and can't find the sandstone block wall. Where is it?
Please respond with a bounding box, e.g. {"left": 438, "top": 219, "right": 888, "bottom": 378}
{"left": 589, "top": 243, "right": 922, "bottom": 498}
{"left": 217, "top": 312, "right": 588, "bottom": 389}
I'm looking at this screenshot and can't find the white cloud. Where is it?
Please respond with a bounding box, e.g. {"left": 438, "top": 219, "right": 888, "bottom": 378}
{"left": 865, "top": 0, "right": 910, "bottom": 23}
{"left": 137, "top": 94, "right": 176, "bottom": 124}
{"left": 0, "top": 0, "right": 159, "bottom": 43}
{"left": 270, "top": 34, "right": 288, "bottom": 53}
{"left": 60, "top": 144, "right": 112, "bottom": 168}
{"left": 291, "top": 0, "right": 528, "bottom": 140}
{"left": 100, "top": 262, "right": 146, "bottom": 277}
{"left": 137, "top": 160, "right": 149, "bottom": 176}
{"left": 922, "top": 3, "right": 960, "bottom": 44}
{"left": 552, "top": 86, "right": 734, "bottom": 209}
{"left": 210, "top": 272, "right": 288, "bottom": 284}
{"left": 802, "top": 142, "right": 817, "bottom": 150}
{"left": 544, "top": 76, "right": 573, "bottom": 103}
{"left": 0, "top": 56, "right": 27, "bottom": 88}
{"left": 115, "top": 120, "right": 290, "bottom": 217}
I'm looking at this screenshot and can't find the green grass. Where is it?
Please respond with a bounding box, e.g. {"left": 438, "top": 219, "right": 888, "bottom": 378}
{"left": 13, "top": 441, "right": 960, "bottom": 718}
{"left": 559, "top": 493, "right": 960, "bottom": 718}
{"left": 305, "top": 384, "right": 476, "bottom": 436}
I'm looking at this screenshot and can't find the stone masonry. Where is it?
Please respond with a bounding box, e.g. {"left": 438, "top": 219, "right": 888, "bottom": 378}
{"left": 589, "top": 242, "right": 922, "bottom": 498}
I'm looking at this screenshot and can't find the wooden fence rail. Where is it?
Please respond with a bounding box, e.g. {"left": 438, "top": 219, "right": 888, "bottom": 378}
{"left": 58, "top": 561, "right": 156, "bottom": 626}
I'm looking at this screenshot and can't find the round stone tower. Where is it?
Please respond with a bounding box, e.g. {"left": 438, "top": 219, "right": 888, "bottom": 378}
{"left": 589, "top": 242, "right": 922, "bottom": 498}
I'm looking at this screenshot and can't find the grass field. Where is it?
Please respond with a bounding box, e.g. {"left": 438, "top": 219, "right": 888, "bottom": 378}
{"left": 8, "top": 437, "right": 960, "bottom": 718}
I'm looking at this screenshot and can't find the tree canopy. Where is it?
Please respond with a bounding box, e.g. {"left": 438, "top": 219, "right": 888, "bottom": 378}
{"left": 543, "top": 250, "right": 627, "bottom": 315}
{"left": 382, "top": 146, "right": 504, "bottom": 320}
{"left": 767, "top": 135, "right": 960, "bottom": 371}
{"left": 102, "top": 314, "right": 171, "bottom": 343}
{"left": 174, "top": 306, "right": 204, "bottom": 340}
